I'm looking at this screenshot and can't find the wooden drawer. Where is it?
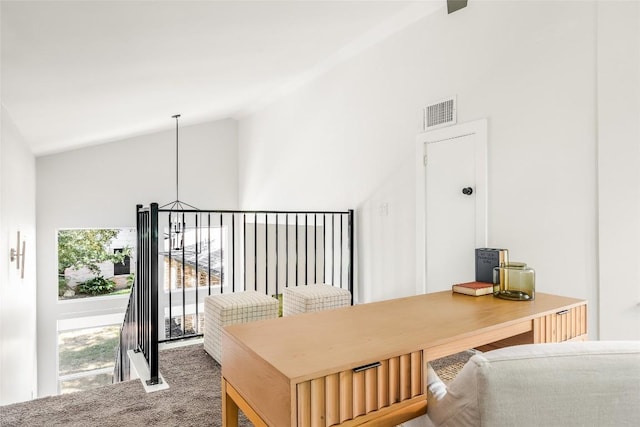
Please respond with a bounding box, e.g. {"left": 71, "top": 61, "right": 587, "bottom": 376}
{"left": 533, "top": 303, "right": 587, "bottom": 343}
{"left": 296, "top": 351, "right": 423, "bottom": 427}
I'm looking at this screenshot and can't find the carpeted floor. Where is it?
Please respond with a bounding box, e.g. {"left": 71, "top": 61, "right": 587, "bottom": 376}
{"left": 428, "top": 349, "right": 478, "bottom": 384}
{"left": 0, "top": 344, "right": 473, "bottom": 426}
{"left": 0, "top": 344, "right": 251, "bottom": 427}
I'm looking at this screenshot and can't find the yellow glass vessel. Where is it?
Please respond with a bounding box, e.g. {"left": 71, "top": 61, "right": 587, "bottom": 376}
{"left": 493, "top": 262, "right": 535, "bottom": 301}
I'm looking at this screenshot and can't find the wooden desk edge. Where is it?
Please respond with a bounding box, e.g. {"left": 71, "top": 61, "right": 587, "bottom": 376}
{"left": 223, "top": 377, "right": 269, "bottom": 427}
{"left": 222, "top": 376, "right": 427, "bottom": 427}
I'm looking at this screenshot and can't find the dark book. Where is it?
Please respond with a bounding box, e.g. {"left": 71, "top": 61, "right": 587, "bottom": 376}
{"left": 452, "top": 281, "right": 494, "bottom": 296}
{"left": 475, "top": 248, "right": 508, "bottom": 283}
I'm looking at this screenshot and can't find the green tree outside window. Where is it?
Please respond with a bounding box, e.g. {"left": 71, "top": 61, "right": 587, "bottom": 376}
{"left": 58, "top": 229, "right": 132, "bottom": 297}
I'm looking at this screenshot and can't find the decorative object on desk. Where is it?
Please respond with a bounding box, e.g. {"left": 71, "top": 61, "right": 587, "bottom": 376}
{"left": 475, "top": 248, "right": 508, "bottom": 283}
{"left": 493, "top": 262, "right": 535, "bottom": 300}
{"left": 452, "top": 281, "right": 493, "bottom": 296}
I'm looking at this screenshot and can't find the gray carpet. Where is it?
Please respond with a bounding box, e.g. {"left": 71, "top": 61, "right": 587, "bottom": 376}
{"left": 428, "top": 349, "right": 478, "bottom": 384}
{"left": 0, "top": 344, "right": 250, "bottom": 427}
{"left": 0, "top": 344, "right": 472, "bottom": 426}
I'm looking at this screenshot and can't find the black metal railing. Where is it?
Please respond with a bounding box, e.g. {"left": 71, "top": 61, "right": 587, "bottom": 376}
{"left": 114, "top": 204, "right": 161, "bottom": 384}
{"left": 160, "top": 209, "right": 354, "bottom": 340}
{"left": 113, "top": 281, "right": 136, "bottom": 382}
{"left": 115, "top": 204, "right": 354, "bottom": 383}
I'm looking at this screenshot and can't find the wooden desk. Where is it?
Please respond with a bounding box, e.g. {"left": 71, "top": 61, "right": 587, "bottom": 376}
{"left": 221, "top": 291, "right": 587, "bottom": 427}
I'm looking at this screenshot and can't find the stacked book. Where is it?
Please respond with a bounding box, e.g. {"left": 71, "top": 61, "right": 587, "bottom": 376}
{"left": 452, "top": 281, "right": 493, "bottom": 296}
{"left": 452, "top": 247, "right": 509, "bottom": 296}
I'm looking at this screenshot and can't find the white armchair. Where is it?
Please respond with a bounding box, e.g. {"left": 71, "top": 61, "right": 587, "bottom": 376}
{"left": 425, "top": 341, "right": 640, "bottom": 427}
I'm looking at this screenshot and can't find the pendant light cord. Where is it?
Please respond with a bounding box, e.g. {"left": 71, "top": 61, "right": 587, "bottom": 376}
{"left": 172, "top": 114, "right": 181, "bottom": 202}
{"left": 160, "top": 114, "right": 197, "bottom": 211}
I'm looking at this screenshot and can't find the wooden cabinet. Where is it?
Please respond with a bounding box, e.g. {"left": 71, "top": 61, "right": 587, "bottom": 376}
{"left": 222, "top": 292, "right": 587, "bottom": 427}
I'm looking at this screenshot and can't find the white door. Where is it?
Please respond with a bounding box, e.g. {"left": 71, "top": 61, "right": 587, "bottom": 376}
{"left": 416, "top": 119, "right": 487, "bottom": 294}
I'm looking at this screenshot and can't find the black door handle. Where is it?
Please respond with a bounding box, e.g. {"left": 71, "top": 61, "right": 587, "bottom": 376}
{"left": 462, "top": 187, "right": 473, "bottom": 195}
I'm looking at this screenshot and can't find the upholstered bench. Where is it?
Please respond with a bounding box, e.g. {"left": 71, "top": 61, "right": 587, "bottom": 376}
{"left": 282, "top": 283, "right": 351, "bottom": 316}
{"left": 204, "top": 291, "right": 278, "bottom": 364}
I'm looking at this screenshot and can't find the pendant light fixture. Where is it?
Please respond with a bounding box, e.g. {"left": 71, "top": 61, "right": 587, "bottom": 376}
{"left": 160, "top": 114, "right": 198, "bottom": 251}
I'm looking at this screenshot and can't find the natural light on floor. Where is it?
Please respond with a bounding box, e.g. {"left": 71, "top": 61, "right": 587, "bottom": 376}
{"left": 58, "top": 324, "right": 119, "bottom": 394}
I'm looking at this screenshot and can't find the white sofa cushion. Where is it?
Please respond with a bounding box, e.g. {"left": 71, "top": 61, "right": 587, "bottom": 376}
{"left": 426, "top": 341, "right": 640, "bottom": 427}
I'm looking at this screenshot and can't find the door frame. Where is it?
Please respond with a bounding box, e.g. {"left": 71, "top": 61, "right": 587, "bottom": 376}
{"left": 415, "top": 118, "right": 488, "bottom": 294}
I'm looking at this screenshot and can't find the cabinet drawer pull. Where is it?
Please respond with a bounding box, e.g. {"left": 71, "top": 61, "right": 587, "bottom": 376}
{"left": 353, "top": 362, "right": 381, "bottom": 372}
{"left": 556, "top": 309, "right": 569, "bottom": 315}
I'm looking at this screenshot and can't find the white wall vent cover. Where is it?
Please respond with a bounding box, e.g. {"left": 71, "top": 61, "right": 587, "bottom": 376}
{"left": 420, "top": 96, "right": 457, "bottom": 132}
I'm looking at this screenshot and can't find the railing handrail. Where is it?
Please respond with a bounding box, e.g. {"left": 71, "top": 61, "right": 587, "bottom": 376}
{"left": 157, "top": 208, "right": 351, "bottom": 215}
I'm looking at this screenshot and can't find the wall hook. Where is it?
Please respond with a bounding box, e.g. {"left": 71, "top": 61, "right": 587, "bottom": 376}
{"left": 9, "top": 231, "right": 26, "bottom": 279}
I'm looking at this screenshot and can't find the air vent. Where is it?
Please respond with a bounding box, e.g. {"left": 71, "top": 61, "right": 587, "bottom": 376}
{"left": 420, "top": 96, "right": 457, "bottom": 131}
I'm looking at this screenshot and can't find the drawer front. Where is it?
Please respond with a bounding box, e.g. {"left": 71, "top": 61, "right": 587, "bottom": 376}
{"left": 296, "top": 351, "right": 423, "bottom": 427}
{"left": 534, "top": 304, "right": 587, "bottom": 343}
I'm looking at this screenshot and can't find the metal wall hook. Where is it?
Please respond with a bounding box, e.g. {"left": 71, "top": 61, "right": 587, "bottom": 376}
{"left": 9, "top": 231, "right": 26, "bottom": 279}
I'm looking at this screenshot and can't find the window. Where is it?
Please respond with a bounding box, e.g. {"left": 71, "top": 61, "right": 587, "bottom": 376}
{"left": 113, "top": 248, "right": 131, "bottom": 276}
{"left": 58, "top": 228, "right": 135, "bottom": 300}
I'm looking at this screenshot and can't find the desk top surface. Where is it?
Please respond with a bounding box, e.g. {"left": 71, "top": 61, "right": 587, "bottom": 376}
{"left": 222, "top": 291, "right": 585, "bottom": 381}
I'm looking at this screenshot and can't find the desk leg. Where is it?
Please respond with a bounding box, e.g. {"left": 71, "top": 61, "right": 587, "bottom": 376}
{"left": 222, "top": 377, "right": 239, "bottom": 427}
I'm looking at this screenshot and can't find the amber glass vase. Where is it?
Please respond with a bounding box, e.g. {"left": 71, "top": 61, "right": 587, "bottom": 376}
{"left": 493, "top": 263, "right": 535, "bottom": 301}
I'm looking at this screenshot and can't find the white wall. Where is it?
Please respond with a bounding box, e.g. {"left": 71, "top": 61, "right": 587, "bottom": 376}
{"left": 239, "top": 0, "right": 600, "bottom": 320}
{"left": 13, "top": 0, "right": 639, "bottom": 404}
{"left": 0, "top": 106, "right": 38, "bottom": 404}
{"left": 597, "top": 0, "right": 640, "bottom": 339}
{"left": 36, "top": 118, "right": 238, "bottom": 396}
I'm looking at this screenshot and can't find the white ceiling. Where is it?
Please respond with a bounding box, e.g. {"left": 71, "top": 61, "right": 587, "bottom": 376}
{"left": 1, "top": 0, "right": 444, "bottom": 156}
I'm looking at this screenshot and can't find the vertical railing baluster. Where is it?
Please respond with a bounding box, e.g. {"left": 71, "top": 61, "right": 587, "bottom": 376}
{"left": 286, "top": 214, "right": 289, "bottom": 288}
{"left": 314, "top": 214, "right": 317, "bottom": 284}
{"left": 232, "top": 213, "right": 235, "bottom": 293}
{"left": 145, "top": 211, "right": 150, "bottom": 351}
{"left": 332, "top": 214, "right": 335, "bottom": 285}
{"left": 243, "top": 214, "right": 246, "bottom": 292}
{"left": 135, "top": 206, "right": 142, "bottom": 350}
{"left": 141, "top": 213, "right": 145, "bottom": 355}
{"left": 275, "top": 214, "right": 279, "bottom": 298}
{"left": 207, "top": 213, "right": 211, "bottom": 295}
{"left": 295, "top": 214, "right": 299, "bottom": 287}
{"left": 195, "top": 213, "right": 200, "bottom": 334}
{"left": 148, "top": 202, "right": 160, "bottom": 385}
{"left": 220, "top": 213, "right": 224, "bottom": 294}
{"left": 305, "top": 214, "right": 308, "bottom": 285}
{"left": 254, "top": 213, "right": 258, "bottom": 291}
{"left": 340, "top": 214, "right": 344, "bottom": 288}
{"left": 348, "top": 210, "right": 354, "bottom": 305}
{"left": 265, "top": 213, "right": 268, "bottom": 295}
{"left": 167, "top": 212, "right": 172, "bottom": 340}
{"left": 323, "top": 214, "right": 326, "bottom": 284}
{"left": 149, "top": 210, "right": 152, "bottom": 349}
{"left": 181, "top": 213, "right": 186, "bottom": 337}
{"left": 135, "top": 205, "right": 143, "bottom": 357}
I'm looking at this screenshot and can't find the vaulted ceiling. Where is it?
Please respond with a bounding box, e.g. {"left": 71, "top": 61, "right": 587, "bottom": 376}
{"left": 1, "top": 1, "right": 443, "bottom": 156}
